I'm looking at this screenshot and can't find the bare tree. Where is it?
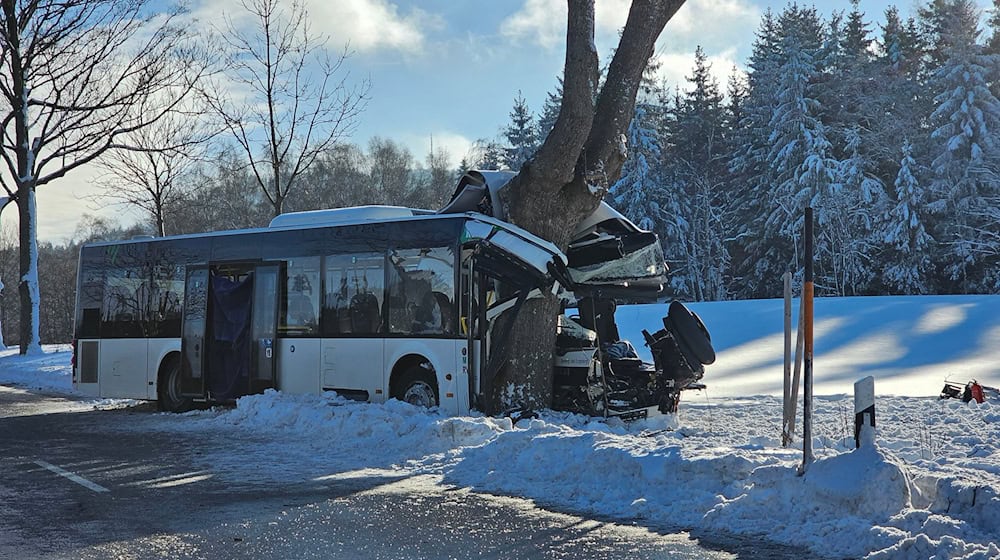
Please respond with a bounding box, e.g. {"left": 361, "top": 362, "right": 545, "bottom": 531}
{"left": 207, "top": 0, "right": 371, "bottom": 217}
{"left": 487, "top": 0, "right": 685, "bottom": 412}
{"left": 0, "top": 195, "right": 10, "bottom": 349}
{"left": 0, "top": 0, "right": 211, "bottom": 354}
{"left": 422, "top": 142, "right": 454, "bottom": 210}
{"left": 91, "top": 105, "right": 219, "bottom": 237}
{"left": 172, "top": 146, "right": 271, "bottom": 233}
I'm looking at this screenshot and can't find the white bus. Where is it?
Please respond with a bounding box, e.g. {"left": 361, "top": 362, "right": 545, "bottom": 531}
{"left": 73, "top": 171, "right": 714, "bottom": 417}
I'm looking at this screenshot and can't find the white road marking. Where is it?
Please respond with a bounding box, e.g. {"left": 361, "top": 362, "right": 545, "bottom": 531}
{"left": 34, "top": 460, "right": 110, "bottom": 493}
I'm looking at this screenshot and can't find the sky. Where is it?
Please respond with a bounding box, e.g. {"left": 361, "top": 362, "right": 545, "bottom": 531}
{"left": 3, "top": 294, "right": 1000, "bottom": 558}
{"left": 21, "top": 0, "right": 994, "bottom": 243}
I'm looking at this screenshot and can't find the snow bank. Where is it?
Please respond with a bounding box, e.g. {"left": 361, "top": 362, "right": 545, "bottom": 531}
{"left": 3, "top": 295, "right": 1000, "bottom": 558}
{"left": 0, "top": 344, "right": 73, "bottom": 393}
{"left": 154, "top": 390, "right": 1000, "bottom": 559}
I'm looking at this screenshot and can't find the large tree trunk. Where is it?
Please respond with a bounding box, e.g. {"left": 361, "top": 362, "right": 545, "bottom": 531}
{"left": 18, "top": 186, "right": 42, "bottom": 355}
{"left": 487, "top": 0, "right": 685, "bottom": 413}
{"left": 5, "top": 2, "right": 42, "bottom": 355}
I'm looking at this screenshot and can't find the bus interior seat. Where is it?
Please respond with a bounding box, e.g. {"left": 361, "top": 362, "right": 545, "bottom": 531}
{"left": 287, "top": 293, "right": 315, "bottom": 326}
{"left": 413, "top": 290, "right": 449, "bottom": 334}
{"left": 432, "top": 291, "right": 453, "bottom": 334}
{"left": 350, "top": 292, "right": 380, "bottom": 332}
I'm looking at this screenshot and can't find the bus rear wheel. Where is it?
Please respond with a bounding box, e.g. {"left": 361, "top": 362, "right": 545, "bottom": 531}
{"left": 394, "top": 367, "right": 438, "bottom": 409}
{"left": 158, "top": 358, "right": 193, "bottom": 413}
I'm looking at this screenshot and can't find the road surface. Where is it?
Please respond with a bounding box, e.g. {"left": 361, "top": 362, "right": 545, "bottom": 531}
{"left": 0, "top": 384, "right": 814, "bottom": 559}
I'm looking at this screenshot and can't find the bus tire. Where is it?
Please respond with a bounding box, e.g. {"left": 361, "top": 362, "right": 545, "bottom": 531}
{"left": 158, "top": 357, "right": 193, "bottom": 413}
{"left": 394, "top": 366, "right": 438, "bottom": 409}
{"left": 666, "top": 301, "right": 716, "bottom": 365}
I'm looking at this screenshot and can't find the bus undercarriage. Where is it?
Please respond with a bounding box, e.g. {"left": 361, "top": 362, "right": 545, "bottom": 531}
{"left": 553, "top": 298, "right": 713, "bottom": 419}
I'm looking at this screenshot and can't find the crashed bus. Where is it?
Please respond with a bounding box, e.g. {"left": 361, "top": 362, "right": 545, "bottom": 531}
{"left": 72, "top": 171, "right": 713, "bottom": 418}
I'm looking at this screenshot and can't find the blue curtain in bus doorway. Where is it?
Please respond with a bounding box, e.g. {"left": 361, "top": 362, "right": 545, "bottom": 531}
{"left": 208, "top": 271, "right": 253, "bottom": 400}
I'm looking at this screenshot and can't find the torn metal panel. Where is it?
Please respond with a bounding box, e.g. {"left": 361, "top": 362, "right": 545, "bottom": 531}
{"left": 441, "top": 170, "right": 668, "bottom": 298}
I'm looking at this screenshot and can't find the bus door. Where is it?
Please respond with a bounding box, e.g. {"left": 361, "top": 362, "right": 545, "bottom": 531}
{"left": 249, "top": 263, "right": 279, "bottom": 393}
{"left": 180, "top": 266, "right": 209, "bottom": 397}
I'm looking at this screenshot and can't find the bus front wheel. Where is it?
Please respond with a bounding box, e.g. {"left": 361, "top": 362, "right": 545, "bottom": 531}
{"left": 394, "top": 367, "right": 438, "bottom": 409}
{"left": 158, "top": 358, "right": 193, "bottom": 413}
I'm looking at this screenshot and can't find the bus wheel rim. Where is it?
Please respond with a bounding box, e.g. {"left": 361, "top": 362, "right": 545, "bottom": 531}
{"left": 404, "top": 381, "right": 436, "bottom": 408}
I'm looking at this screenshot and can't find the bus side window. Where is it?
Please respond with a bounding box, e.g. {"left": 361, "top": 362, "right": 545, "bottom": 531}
{"left": 388, "top": 246, "right": 456, "bottom": 336}
{"left": 281, "top": 257, "right": 320, "bottom": 336}
{"left": 323, "top": 253, "right": 384, "bottom": 336}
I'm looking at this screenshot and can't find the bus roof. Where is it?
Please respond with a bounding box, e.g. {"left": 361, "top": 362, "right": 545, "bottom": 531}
{"left": 267, "top": 205, "right": 434, "bottom": 228}
{"left": 80, "top": 209, "right": 566, "bottom": 269}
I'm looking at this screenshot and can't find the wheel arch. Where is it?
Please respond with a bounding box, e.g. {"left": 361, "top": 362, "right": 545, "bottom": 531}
{"left": 389, "top": 353, "right": 437, "bottom": 398}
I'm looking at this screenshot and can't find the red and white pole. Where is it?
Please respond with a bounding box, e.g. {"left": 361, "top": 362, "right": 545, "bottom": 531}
{"left": 800, "top": 207, "right": 815, "bottom": 473}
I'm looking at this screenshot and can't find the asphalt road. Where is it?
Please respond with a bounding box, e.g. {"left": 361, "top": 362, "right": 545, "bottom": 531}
{"left": 0, "top": 385, "right": 815, "bottom": 559}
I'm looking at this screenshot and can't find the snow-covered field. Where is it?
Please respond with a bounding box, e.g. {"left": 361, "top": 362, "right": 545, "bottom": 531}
{"left": 2, "top": 295, "right": 999, "bottom": 559}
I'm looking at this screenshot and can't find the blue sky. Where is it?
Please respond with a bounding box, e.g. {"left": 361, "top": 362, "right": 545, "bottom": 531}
{"left": 304, "top": 0, "right": 940, "bottom": 162}
{"left": 32, "top": 0, "right": 993, "bottom": 241}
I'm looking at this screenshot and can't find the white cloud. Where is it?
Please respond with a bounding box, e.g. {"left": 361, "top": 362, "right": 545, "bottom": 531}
{"left": 653, "top": 48, "right": 744, "bottom": 92}
{"left": 308, "top": 0, "right": 440, "bottom": 54}
{"left": 193, "top": 0, "right": 440, "bottom": 55}
{"left": 499, "top": 0, "right": 567, "bottom": 50}
{"left": 594, "top": 0, "right": 631, "bottom": 37}
{"left": 501, "top": 0, "right": 758, "bottom": 53}
{"left": 499, "top": 0, "right": 635, "bottom": 50}
{"left": 667, "top": 0, "right": 759, "bottom": 39}
{"left": 396, "top": 131, "right": 475, "bottom": 166}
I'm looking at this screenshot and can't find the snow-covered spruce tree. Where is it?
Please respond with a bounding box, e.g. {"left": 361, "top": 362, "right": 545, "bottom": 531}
{"left": 470, "top": 139, "right": 505, "bottom": 171}
{"left": 537, "top": 78, "right": 564, "bottom": 142}
{"left": 661, "top": 46, "right": 731, "bottom": 301}
{"left": 829, "top": 128, "right": 886, "bottom": 295}
{"left": 814, "top": 4, "right": 889, "bottom": 295}
{"left": 727, "top": 9, "right": 784, "bottom": 298}
{"left": 925, "top": 0, "right": 1000, "bottom": 291}
{"left": 882, "top": 141, "right": 934, "bottom": 293}
{"left": 502, "top": 92, "right": 540, "bottom": 171}
{"left": 488, "top": 0, "right": 685, "bottom": 413}
{"left": 868, "top": 7, "right": 927, "bottom": 184}
{"left": 761, "top": 7, "right": 841, "bottom": 295}
{"left": 0, "top": 1, "right": 209, "bottom": 354}
{"left": 989, "top": 0, "right": 1000, "bottom": 54}
{"left": 610, "top": 102, "right": 663, "bottom": 242}
{"left": 822, "top": 1, "right": 877, "bottom": 157}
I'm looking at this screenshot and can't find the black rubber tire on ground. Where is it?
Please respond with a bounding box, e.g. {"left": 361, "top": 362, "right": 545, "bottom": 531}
{"left": 665, "top": 301, "right": 716, "bottom": 365}
{"left": 158, "top": 358, "right": 194, "bottom": 413}
{"left": 393, "top": 366, "right": 439, "bottom": 409}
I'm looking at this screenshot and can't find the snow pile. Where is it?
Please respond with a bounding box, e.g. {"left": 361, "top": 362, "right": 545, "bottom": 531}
{"left": 0, "top": 344, "right": 73, "bottom": 393}
{"left": 3, "top": 295, "right": 1000, "bottom": 558}
{"left": 703, "top": 445, "right": 913, "bottom": 557}
{"left": 152, "top": 390, "right": 999, "bottom": 559}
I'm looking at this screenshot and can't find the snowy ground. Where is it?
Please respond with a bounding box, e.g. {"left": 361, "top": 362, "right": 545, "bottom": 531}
{"left": 1, "top": 295, "right": 999, "bottom": 559}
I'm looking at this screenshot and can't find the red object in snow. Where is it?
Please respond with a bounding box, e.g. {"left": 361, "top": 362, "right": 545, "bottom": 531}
{"left": 969, "top": 382, "right": 985, "bottom": 404}
{"left": 940, "top": 380, "right": 990, "bottom": 403}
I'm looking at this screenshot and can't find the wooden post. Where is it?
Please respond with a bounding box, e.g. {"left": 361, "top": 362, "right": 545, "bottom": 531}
{"left": 788, "top": 292, "right": 804, "bottom": 444}
{"left": 854, "top": 376, "right": 876, "bottom": 448}
{"left": 800, "top": 207, "right": 815, "bottom": 474}
{"left": 782, "top": 272, "right": 792, "bottom": 446}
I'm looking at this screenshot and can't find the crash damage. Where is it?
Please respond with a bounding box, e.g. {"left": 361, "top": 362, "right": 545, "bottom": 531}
{"left": 443, "top": 170, "right": 716, "bottom": 418}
